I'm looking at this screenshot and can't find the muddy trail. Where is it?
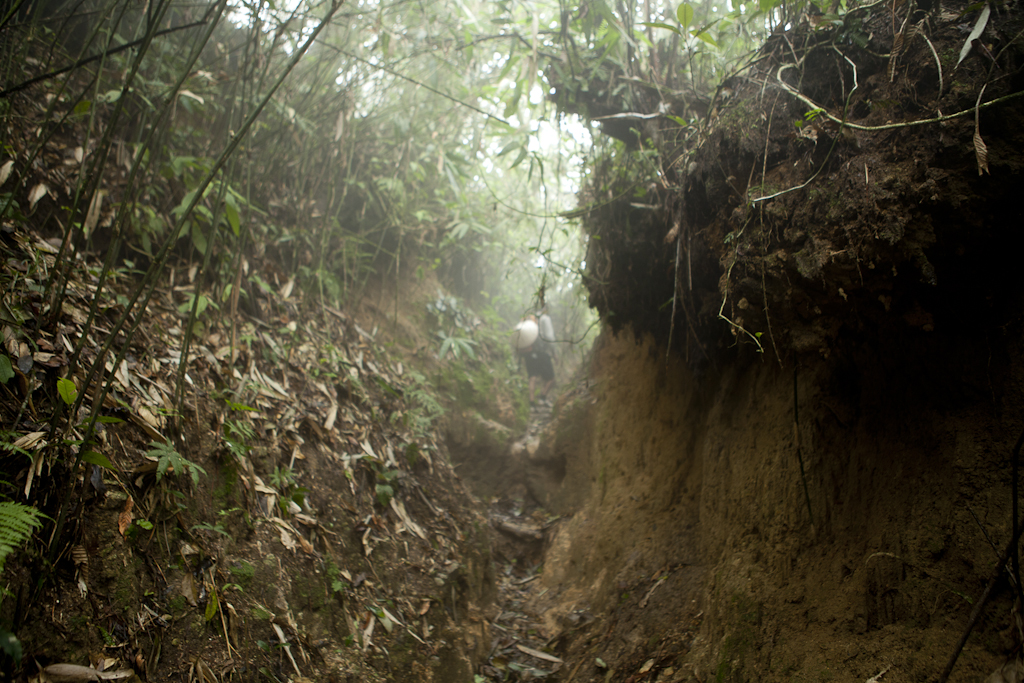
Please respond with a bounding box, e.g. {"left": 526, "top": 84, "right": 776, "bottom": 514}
{"left": 475, "top": 399, "right": 566, "bottom": 681}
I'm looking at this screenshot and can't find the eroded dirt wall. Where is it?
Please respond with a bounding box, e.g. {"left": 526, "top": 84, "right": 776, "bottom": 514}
{"left": 535, "top": 325, "right": 1023, "bottom": 682}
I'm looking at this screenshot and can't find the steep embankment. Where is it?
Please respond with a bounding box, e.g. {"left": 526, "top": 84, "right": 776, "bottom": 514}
{"left": 523, "top": 3, "right": 1024, "bottom": 682}
{"left": 0, "top": 223, "right": 499, "bottom": 681}
{"left": 528, "top": 326, "right": 1021, "bottom": 681}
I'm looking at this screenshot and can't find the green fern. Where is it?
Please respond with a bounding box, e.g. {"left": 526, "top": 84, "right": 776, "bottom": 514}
{"left": 0, "top": 501, "right": 44, "bottom": 574}
{"left": 148, "top": 439, "right": 206, "bottom": 487}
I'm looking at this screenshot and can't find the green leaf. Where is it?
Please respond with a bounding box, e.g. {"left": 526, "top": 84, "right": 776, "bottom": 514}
{"left": 509, "top": 146, "right": 529, "bottom": 169}
{"left": 0, "top": 630, "right": 22, "bottom": 664}
{"left": 191, "top": 222, "right": 208, "bottom": 255}
{"left": 97, "top": 415, "right": 124, "bottom": 424}
{"left": 82, "top": 451, "right": 116, "bottom": 470}
{"left": 496, "top": 140, "right": 521, "bottom": 157}
{"left": 0, "top": 356, "right": 13, "bottom": 384}
{"left": 149, "top": 439, "right": 206, "bottom": 486}
{"left": 205, "top": 587, "right": 219, "bottom": 621}
{"left": 504, "top": 80, "right": 522, "bottom": 118}
{"left": 224, "top": 200, "right": 240, "bottom": 236}
{"left": 849, "top": 30, "right": 869, "bottom": 48}
{"left": 677, "top": 2, "right": 694, "bottom": 28}
{"left": 73, "top": 100, "right": 92, "bottom": 116}
{"left": 957, "top": 1, "right": 986, "bottom": 16}
{"left": 375, "top": 483, "right": 394, "bottom": 507}
{"left": 691, "top": 29, "right": 719, "bottom": 47}
{"left": 497, "top": 53, "right": 517, "bottom": 81}
{"left": 956, "top": 4, "right": 990, "bottom": 67}
{"left": 57, "top": 377, "right": 77, "bottom": 405}
{"left": 136, "top": 519, "right": 154, "bottom": 530}
{"left": 454, "top": 337, "right": 477, "bottom": 358}
{"left": 640, "top": 21, "right": 681, "bottom": 34}
{"left": 172, "top": 188, "right": 199, "bottom": 218}
{"left": 149, "top": 440, "right": 178, "bottom": 482}
{"left": 0, "top": 501, "right": 44, "bottom": 574}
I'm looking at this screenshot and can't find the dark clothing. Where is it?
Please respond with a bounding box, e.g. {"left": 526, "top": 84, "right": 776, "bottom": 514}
{"left": 523, "top": 348, "right": 555, "bottom": 382}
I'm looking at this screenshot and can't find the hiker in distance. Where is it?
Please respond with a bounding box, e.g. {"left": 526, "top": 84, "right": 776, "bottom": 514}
{"left": 513, "top": 310, "right": 555, "bottom": 405}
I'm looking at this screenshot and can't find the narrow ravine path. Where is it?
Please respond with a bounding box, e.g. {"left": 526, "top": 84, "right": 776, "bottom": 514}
{"left": 470, "top": 398, "right": 570, "bottom": 681}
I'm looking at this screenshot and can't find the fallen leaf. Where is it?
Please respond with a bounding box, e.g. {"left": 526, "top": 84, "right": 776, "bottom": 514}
{"left": 377, "top": 611, "right": 394, "bottom": 634}
{"left": 181, "top": 573, "right": 199, "bottom": 606}
{"left": 974, "top": 129, "right": 989, "bottom": 175}
{"left": 0, "top": 159, "right": 13, "bottom": 185}
{"left": 23, "top": 450, "right": 43, "bottom": 499}
{"left": 193, "top": 657, "right": 217, "bottom": 683}
{"left": 279, "top": 526, "right": 297, "bottom": 552}
{"left": 984, "top": 660, "right": 1023, "bottom": 683}
{"left": 516, "top": 644, "right": 563, "bottom": 664}
{"left": 138, "top": 405, "right": 163, "bottom": 430}
{"left": 82, "top": 190, "right": 105, "bottom": 238}
{"left": 361, "top": 440, "right": 377, "bottom": 460}
{"left": 324, "top": 403, "right": 338, "bottom": 431}
{"left": 380, "top": 605, "right": 404, "bottom": 627}
{"left": 887, "top": 30, "right": 904, "bottom": 82}
{"left": 115, "top": 359, "right": 129, "bottom": 390}
{"left": 225, "top": 602, "right": 239, "bottom": 647}
{"left": 71, "top": 545, "right": 88, "bottom": 570}
{"left": 361, "top": 613, "right": 375, "bottom": 652}
{"left": 33, "top": 239, "right": 58, "bottom": 254}
{"left": 390, "top": 498, "right": 427, "bottom": 540}
{"left": 12, "top": 431, "right": 46, "bottom": 450}
{"left": 128, "top": 412, "right": 165, "bottom": 442}
{"left": 41, "top": 663, "right": 101, "bottom": 681}
{"left": 297, "top": 533, "right": 314, "bottom": 555}
{"left": 33, "top": 351, "right": 61, "bottom": 367}
{"left": 118, "top": 496, "right": 134, "bottom": 536}
{"left": 28, "top": 183, "right": 49, "bottom": 210}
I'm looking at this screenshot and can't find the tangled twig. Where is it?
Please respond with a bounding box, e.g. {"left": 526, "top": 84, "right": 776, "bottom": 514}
{"left": 771, "top": 62, "right": 1024, "bottom": 133}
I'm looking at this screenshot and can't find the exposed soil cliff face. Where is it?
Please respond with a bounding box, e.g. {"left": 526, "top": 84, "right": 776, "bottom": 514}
{"left": 523, "top": 4, "right": 1024, "bottom": 681}
{"left": 528, "top": 322, "right": 1022, "bottom": 681}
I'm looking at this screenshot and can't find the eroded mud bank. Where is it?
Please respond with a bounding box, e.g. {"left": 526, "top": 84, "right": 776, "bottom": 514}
{"left": 525, "top": 324, "right": 1022, "bottom": 682}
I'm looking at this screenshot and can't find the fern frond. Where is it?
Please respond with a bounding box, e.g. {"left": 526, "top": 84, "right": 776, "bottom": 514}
{"left": 0, "top": 501, "right": 44, "bottom": 573}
